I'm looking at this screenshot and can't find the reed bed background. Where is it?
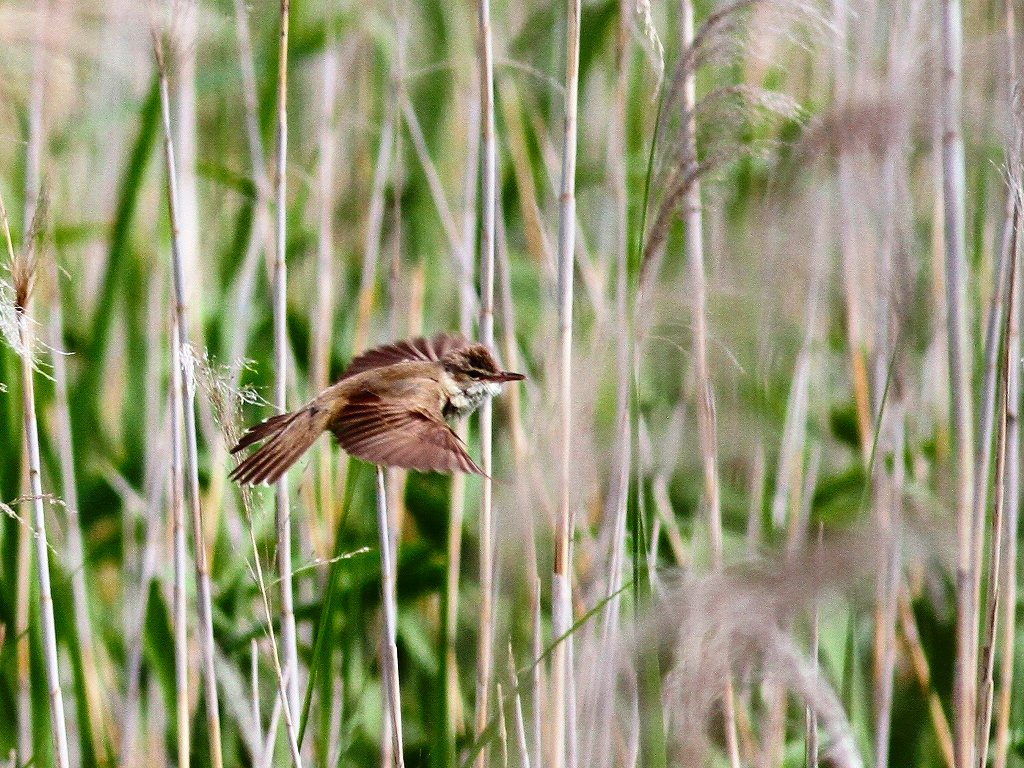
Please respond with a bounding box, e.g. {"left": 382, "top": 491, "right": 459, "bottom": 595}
{"left": 0, "top": 0, "right": 1021, "bottom": 766}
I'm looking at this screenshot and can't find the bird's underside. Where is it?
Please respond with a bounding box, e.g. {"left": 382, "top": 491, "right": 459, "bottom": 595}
{"left": 228, "top": 333, "right": 483, "bottom": 485}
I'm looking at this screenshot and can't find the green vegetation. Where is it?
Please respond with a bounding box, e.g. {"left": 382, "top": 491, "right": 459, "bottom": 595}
{"left": 0, "top": 0, "right": 1021, "bottom": 766}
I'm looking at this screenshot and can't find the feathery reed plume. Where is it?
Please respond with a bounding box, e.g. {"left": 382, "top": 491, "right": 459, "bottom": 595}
{"left": 474, "top": 0, "right": 499, "bottom": 762}
{"left": 152, "top": 23, "right": 225, "bottom": 768}
{"left": 551, "top": 0, "right": 583, "bottom": 763}
{"left": 272, "top": 0, "right": 301, "bottom": 727}
{"left": 1, "top": 188, "right": 70, "bottom": 768}
{"left": 637, "top": 531, "right": 884, "bottom": 768}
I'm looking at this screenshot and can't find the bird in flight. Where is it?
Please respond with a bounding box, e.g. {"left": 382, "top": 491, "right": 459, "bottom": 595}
{"left": 228, "top": 332, "right": 524, "bottom": 485}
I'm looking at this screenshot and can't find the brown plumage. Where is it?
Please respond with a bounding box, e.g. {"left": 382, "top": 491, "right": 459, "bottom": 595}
{"left": 228, "top": 332, "right": 524, "bottom": 485}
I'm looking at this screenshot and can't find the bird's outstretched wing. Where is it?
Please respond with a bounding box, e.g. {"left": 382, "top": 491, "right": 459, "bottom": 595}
{"left": 228, "top": 404, "right": 331, "bottom": 485}
{"left": 339, "top": 332, "right": 468, "bottom": 380}
{"left": 330, "top": 389, "right": 483, "bottom": 475}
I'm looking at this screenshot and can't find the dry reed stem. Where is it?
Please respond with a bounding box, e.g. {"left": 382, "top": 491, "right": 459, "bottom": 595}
{"left": 240, "top": 489, "right": 303, "bottom": 768}
{"left": 123, "top": 273, "right": 172, "bottom": 766}
{"left": 993, "top": 28, "right": 1022, "bottom": 765}
{"left": 939, "top": 0, "right": 977, "bottom": 761}
{"left": 376, "top": 465, "right": 406, "bottom": 767}
{"left": 200, "top": 359, "right": 302, "bottom": 766}
{"left": 445, "top": 80, "right": 481, "bottom": 746}
{"left": 806, "top": 528, "right": 822, "bottom": 768}
{"left": 975, "top": 189, "right": 1020, "bottom": 768}
{"left": 551, "top": 0, "right": 583, "bottom": 763}
{"left": 1, "top": 189, "right": 71, "bottom": 768}
{"left": 474, "top": 0, "right": 499, "bottom": 761}
{"left": 590, "top": 4, "right": 633, "bottom": 759}
{"left": 310, "top": 35, "right": 341, "bottom": 552}
{"left": 898, "top": 587, "right": 956, "bottom": 768}
{"left": 173, "top": 0, "right": 201, "bottom": 337}
{"left": 50, "top": 269, "right": 107, "bottom": 764}
{"left": 530, "top": 571, "right": 543, "bottom": 768}
{"left": 993, "top": 180, "right": 1021, "bottom": 768}
{"left": 830, "top": 0, "right": 873, "bottom": 459}
{"left": 250, "top": 639, "right": 262, "bottom": 764}
{"left": 967, "top": 139, "right": 1014, "bottom": 763}
{"left": 676, "top": 0, "right": 739, "bottom": 760}
{"left": 528, "top": 109, "right": 605, "bottom": 326}
{"left": 28, "top": 0, "right": 107, "bottom": 760}
{"left": 353, "top": 109, "right": 395, "bottom": 355}
{"left": 199, "top": 0, "right": 277, "bottom": 530}
{"left": 400, "top": 95, "right": 462, "bottom": 259}
{"left": 499, "top": 80, "right": 552, "bottom": 268}
{"left": 509, "top": 643, "right": 531, "bottom": 768}
{"left": 497, "top": 682, "right": 510, "bottom": 768}
{"left": 381, "top": 17, "right": 409, "bottom": 755}
{"left": 153, "top": 28, "right": 224, "bottom": 768}
{"left": 272, "top": 0, "right": 301, "bottom": 727}
{"left": 169, "top": 319, "right": 192, "bottom": 768}
{"left": 14, "top": 450, "right": 30, "bottom": 767}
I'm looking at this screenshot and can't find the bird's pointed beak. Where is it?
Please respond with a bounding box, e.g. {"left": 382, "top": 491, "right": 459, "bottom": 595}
{"left": 488, "top": 370, "right": 526, "bottom": 383}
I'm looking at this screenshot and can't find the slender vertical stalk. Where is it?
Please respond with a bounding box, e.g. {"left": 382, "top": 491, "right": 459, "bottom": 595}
{"left": 445, "top": 82, "right": 481, "bottom": 751}
{"left": 18, "top": 295, "right": 70, "bottom": 768}
{"left": 236, "top": 485, "right": 302, "bottom": 768}
{"left": 19, "top": 4, "right": 45, "bottom": 761}
{"left": 509, "top": 644, "right": 531, "bottom": 768}
{"left": 273, "top": 0, "right": 301, "bottom": 726}
{"left": 807, "top": 530, "right": 822, "bottom": 768}
{"left": 551, "top": 0, "right": 582, "bottom": 763}
{"left": 474, "top": 0, "right": 498, "bottom": 762}
{"left": 601, "top": 0, "right": 632, "bottom": 642}
{"left": 976, "top": 201, "right": 1019, "bottom": 768}
{"left": 15, "top": 451, "right": 30, "bottom": 767}
{"left": 677, "top": 0, "right": 739, "bottom": 762}
{"left": 1, "top": 192, "right": 70, "bottom": 767}
{"left": 27, "top": 0, "right": 107, "bottom": 761}
{"left": 23, "top": 0, "right": 44, "bottom": 236}
{"left": 531, "top": 571, "right": 543, "bottom": 768}
{"left": 993, "top": 20, "right": 1022, "bottom": 765}
{"left": 939, "top": 0, "right": 976, "bottom": 760}
{"left": 993, "top": 188, "right": 1020, "bottom": 768}
{"left": 170, "top": 319, "right": 192, "bottom": 768}
{"left": 376, "top": 466, "right": 406, "bottom": 767}
{"left": 312, "top": 37, "right": 340, "bottom": 538}
{"left": 153, "top": 30, "right": 225, "bottom": 768}
{"left": 174, "top": 0, "right": 201, "bottom": 333}
{"left": 898, "top": 586, "right": 956, "bottom": 768}
{"left": 200, "top": 0, "right": 277, "bottom": 526}
{"left": 966, "top": 133, "right": 1014, "bottom": 768}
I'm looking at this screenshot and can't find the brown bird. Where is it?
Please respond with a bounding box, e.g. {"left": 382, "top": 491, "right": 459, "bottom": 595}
{"left": 228, "top": 332, "right": 525, "bottom": 485}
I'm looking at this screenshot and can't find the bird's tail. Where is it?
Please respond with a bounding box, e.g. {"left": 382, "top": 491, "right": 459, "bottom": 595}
{"left": 229, "top": 404, "right": 330, "bottom": 486}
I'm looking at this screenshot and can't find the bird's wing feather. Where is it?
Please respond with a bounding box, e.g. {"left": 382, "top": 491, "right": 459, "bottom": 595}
{"left": 338, "top": 332, "right": 468, "bottom": 380}
{"left": 228, "top": 404, "right": 331, "bottom": 485}
{"left": 330, "top": 390, "right": 482, "bottom": 475}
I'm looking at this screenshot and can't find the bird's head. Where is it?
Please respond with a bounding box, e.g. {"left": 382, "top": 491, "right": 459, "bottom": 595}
{"left": 441, "top": 344, "right": 525, "bottom": 389}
